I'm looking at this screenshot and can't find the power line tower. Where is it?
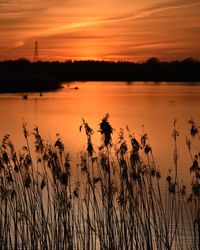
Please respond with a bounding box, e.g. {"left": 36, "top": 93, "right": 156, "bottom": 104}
{"left": 34, "top": 41, "right": 39, "bottom": 62}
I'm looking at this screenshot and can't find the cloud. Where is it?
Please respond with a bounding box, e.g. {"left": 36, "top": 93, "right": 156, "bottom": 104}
{"left": 13, "top": 41, "right": 25, "bottom": 48}
{"left": 102, "top": 0, "right": 200, "bottom": 24}
{"left": 145, "top": 0, "right": 200, "bottom": 12}
{"left": 0, "top": 0, "right": 200, "bottom": 60}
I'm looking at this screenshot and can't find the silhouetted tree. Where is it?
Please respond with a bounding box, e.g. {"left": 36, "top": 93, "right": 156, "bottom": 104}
{"left": 0, "top": 58, "right": 200, "bottom": 92}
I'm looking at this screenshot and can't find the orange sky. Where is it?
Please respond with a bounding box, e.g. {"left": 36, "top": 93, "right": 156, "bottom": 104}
{"left": 0, "top": 0, "right": 200, "bottom": 61}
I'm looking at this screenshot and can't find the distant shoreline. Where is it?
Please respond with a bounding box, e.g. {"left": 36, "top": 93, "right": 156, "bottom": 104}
{"left": 0, "top": 58, "right": 200, "bottom": 92}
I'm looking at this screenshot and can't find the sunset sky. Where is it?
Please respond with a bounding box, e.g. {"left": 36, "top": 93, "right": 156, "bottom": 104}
{"left": 0, "top": 0, "right": 200, "bottom": 62}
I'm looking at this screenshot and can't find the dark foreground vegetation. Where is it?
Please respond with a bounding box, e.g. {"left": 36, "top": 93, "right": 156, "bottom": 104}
{"left": 0, "top": 115, "right": 200, "bottom": 249}
{"left": 0, "top": 57, "right": 200, "bottom": 92}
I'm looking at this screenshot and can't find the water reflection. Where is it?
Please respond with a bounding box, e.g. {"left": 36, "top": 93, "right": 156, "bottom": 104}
{"left": 0, "top": 82, "right": 200, "bottom": 183}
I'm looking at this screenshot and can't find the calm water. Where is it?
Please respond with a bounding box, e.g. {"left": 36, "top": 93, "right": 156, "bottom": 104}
{"left": 0, "top": 81, "right": 200, "bottom": 183}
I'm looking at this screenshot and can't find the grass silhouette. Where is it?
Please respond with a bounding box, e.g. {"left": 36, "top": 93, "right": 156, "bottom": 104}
{"left": 0, "top": 115, "right": 200, "bottom": 249}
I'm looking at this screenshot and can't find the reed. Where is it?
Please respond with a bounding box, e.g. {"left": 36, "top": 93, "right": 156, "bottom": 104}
{"left": 0, "top": 115, "right": 199, "bottom": 249}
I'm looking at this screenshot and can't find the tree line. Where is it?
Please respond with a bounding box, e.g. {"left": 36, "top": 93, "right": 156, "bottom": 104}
{"left": 0, "top": 57, "right": 200, "bottom": 92}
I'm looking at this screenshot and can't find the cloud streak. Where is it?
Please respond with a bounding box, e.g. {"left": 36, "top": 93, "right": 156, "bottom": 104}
{"left": 0, "top": 0, "right": 200, "bottom": 61}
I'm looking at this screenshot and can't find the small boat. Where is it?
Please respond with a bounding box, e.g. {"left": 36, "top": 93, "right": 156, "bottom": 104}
{"left": 39, "top": 92, "right": 43, "bottom": 96}
{"left": 22, "top": 95, "right": 28, "bottom": 100}
{"left": 74, "top": 86, "right": 79, "bottom": 90}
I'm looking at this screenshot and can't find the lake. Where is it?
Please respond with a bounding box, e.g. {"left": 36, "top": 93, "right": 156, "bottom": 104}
{"left": 0, "top": 81, "right": 200, "bottom": 183}
{"left": 1, "top": 81, "right": 200, "bottom": 249}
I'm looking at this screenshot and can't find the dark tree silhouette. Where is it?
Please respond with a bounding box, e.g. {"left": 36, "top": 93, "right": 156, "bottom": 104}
{"left": 0, "top": 58, "right": 200, "bottom": 92}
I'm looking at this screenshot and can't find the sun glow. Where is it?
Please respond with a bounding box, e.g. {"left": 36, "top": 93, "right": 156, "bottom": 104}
{"left": 0, "top": 0, "right": 200, "bottom": 61}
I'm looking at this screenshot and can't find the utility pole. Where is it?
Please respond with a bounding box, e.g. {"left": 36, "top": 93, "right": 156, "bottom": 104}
{"left": 34, "top": 41, "right": 39, "bottom": 62}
